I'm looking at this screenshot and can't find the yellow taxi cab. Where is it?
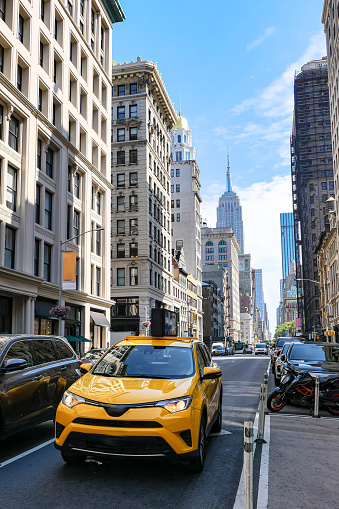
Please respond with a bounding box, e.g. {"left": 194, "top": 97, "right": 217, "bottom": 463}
{"left": 54, "top": 336, "right": 222, "bottom": 472}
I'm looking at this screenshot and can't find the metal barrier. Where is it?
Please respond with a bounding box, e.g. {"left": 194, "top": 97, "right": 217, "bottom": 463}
{"left": 313, "top": 375, "right": 320, "bottom": 418}
{"left": 243, "top": 421, "right": 253, "bottom": 509}
{"left": 256, "top": 384, "right": 267, "bottom": 444}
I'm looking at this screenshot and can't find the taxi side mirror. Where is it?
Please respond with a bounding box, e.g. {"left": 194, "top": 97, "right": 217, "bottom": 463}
{"left": 80, "top": 363, "right": 93, "bottom": 375}
{"left": 201, "top": 367, "right": 222, "bottom": 380}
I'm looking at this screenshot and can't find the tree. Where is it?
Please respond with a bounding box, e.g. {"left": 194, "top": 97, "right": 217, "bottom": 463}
{"left": 274, "top": 320, "right": 296, "bottom": 340}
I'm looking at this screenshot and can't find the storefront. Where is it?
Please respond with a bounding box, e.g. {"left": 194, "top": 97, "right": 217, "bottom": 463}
{"left": 90, "top": 310, "right": 111, "bottom": 348}
{"left": 0, "top": 296, "right": 12, "bottom": 333}
{"left": 34, "top": 299, "right": 58, "bottom": 335}
{"left": 64, "top": 303, "right": 83, "bottom": 354}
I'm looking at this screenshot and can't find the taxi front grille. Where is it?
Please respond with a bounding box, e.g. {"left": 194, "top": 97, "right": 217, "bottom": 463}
{"left": 73, "top": 418, "right": 162, "bottom": 428}
{"left": 55, "top": 422, "right": 65, "bottom": 438}
{"left": 180, "top": 429, "right": 192, "bottom": 447}
{"left": 64, "top": 432, "right": 174, "bottom": 456}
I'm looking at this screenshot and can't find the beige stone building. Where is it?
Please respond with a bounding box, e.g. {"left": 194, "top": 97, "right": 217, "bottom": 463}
{"left": 110, "top": 59, "right": 177, "bottom": 336}
{"left": 0, "top": 0, "right": 124, "bottom": 350}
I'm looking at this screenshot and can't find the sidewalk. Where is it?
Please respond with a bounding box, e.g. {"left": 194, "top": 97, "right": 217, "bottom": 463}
{"left": 266, "top": 412, "right": 339, "bottom": 509}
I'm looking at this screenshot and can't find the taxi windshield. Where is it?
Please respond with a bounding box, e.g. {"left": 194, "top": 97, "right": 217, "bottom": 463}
{"left": 92, "top": 344, "right": 195, "bottom": 379}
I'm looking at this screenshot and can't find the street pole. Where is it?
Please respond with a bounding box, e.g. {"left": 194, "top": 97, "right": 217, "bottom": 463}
{"left": 58, "top": 227, "right": 104, "bottom": 336}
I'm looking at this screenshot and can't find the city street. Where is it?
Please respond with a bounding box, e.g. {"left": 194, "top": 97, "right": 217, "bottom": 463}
{"left": 0, "top": 356, "right": 269, "bottom": 509}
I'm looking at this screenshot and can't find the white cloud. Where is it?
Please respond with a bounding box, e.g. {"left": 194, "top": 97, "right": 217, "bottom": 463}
{"left": 247, "top": 26, "right": 277, "bottom": 52}
{"left": 201, "top": 175, "right": 292, "bottom": 331}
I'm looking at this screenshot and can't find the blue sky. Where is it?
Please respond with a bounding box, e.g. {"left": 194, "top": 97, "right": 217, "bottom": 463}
{"left": 112, "top": 0, "right": 327, "bottom": 332}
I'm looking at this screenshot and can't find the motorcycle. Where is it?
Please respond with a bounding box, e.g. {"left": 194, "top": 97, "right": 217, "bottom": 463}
{"left": 267, "top": 370, "right": 339, "bottom": 415}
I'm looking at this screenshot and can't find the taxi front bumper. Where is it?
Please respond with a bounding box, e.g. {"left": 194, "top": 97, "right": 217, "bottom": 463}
{"left": 55, "top": 401, "right": 201, "bottom": 458}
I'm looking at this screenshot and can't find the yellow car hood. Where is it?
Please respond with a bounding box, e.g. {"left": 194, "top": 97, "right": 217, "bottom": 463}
{"left": 69, "top": 374, "right": 195, "bottom": 405}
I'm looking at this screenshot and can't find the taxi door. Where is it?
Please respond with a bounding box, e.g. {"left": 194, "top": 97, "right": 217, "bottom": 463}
{"left": 196, "top": 344, "right": 219, "bottom": 428}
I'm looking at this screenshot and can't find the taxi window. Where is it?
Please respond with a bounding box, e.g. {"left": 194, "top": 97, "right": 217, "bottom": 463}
{"left": 196, "top": 345, "right": 207, "bottom": 375}
{"left": 201, "top": 343, "right": 211, "bottom": 365}
{"left": 2, "top": 340, "right": 34, "bottom": 368}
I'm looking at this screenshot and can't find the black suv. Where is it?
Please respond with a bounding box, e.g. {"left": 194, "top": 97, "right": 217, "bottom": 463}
{"left": 0, "top": 335, "right": 80, "bottom": 441}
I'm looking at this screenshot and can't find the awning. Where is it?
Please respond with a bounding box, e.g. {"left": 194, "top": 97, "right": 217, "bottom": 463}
{"left": 65, "top": 335, "right": 92, "bottom": 343}
{"left": 90, "top": 311, "right": 110, "bottom": 327}
{"left": 35, "top": 300, "right": 58, "bottom": 320}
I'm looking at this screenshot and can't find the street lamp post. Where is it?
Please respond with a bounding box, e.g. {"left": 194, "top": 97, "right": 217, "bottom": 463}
{"left": 296, "top": 277, "right": 329, "bottom": 340}
{"left": 58, "top": 227, "right": 104, "bottom": 335}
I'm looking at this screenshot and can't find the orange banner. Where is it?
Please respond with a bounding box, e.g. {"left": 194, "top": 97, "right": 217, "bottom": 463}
{"left": 62, "top": 251, "right": 76, "bottom": 290}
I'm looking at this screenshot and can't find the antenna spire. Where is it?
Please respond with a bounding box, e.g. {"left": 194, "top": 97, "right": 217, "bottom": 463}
{"left": 226, "top": 151, "right": 232, "bottom": 193}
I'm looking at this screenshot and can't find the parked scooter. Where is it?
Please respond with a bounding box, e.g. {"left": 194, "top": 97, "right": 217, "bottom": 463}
{"left": 267, "top": 370, "right": 339, "bottom": 415}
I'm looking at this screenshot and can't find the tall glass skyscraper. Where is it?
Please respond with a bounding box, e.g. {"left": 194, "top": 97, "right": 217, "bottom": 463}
{"left": 216, "top": 156, "right": 244, "bottom": 254}
{"left": 280, "top": 212, "right": 296, "bottom": 287}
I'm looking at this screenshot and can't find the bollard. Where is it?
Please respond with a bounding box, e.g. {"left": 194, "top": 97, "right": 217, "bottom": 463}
{"left": 264, "top": 373, "right": 269, "bottom": 410}
{"left": 255, "top": 385, "right": 267, "bottom": 444}
{"left": 243, "top": 421, "right": 253, "bottom": 509}
{"left": 313, "top": 375, "right": 320, "bottom": 418}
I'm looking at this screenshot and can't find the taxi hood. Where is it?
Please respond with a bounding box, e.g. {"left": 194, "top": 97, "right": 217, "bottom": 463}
{"left": 69, "top": 373, "right": 195, "bottom": 405}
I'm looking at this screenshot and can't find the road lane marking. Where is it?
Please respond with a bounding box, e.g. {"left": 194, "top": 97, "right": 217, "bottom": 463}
{"left": 0, "top": 438, "right": 55, "bottom": 468}
{"left": 257, "top": 414, "right": 270, "bottom": 509}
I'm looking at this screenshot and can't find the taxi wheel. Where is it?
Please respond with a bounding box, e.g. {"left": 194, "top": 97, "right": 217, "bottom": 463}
{"left": 211, "top": 394, "right": 222, "bottom": 433}
{"left": 189, "top": 417, "right": 206, "bottom": 473}
{"left": 61, "top": 451, "right": 86, "bottom": 466}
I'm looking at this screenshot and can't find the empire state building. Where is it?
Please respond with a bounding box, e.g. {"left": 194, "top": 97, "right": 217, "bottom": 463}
{"left": 216, "top": 156, "right": 244, "bottom": 254}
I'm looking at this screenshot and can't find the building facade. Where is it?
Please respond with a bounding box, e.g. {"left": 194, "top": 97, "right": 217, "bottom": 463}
{"left": 291, "top": 58, "right": 334, "bottom": 335}
{"left": 0, "top": 0, "right": 124, "bottom": 348}
{"left": 216, "top": 156, "right": 244, "bottom": 254}
{"left": 110, "top": 58, "right": 177, "bottom": 336}
{"left": 280, "top": 212, "right": 296, "bottom": 286}
{"left": 201, "top": 227, "right": 240, "bottom": 342}
{"left": 170, "top": 114, "right": 203, "bottom": 339}
{"left": 202, "top": 281, "right": 226, "bottom": 341}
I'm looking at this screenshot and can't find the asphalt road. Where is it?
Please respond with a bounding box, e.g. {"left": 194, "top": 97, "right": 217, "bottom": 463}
{"left": 0, "top": 355, "right": 269, "bottom": 509}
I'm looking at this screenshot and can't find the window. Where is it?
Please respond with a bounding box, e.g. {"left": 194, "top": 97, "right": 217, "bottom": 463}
{"left": 130, "top": 242, "right": 138, "bottom": 257}
{"left": 0, "top": 0, "right": 5, "bottom": 21}
{"left": 74, "top": 172, "right": 80, "bottom": 198}
{"left": 118, "top": 85, "right": 125, "bottom": 96}
{"left": 129, "top": 149, "right": 137, "bottom": 164}
{"left": 178, "top": 135, "right": 181, "bottom": 143}
{"left": 37, "top": 138, "right": 42, "bottom": 169}
{"left": 117, "top": 219, "right": 125, "bottom": 235}
{"left": 4, "top": 226, "right": 15, "bottom": 269}
{"left": 176, "top": 213, "right": 180, "bottom": 222}
{"left": 171, "top": 199, "right": 174, "bottom": 208}
{"left": 206, "top": 255, "right": 214, "bottom": 261}
{"left": 219, "top": 255, "right": 227, "bottom": 260}
{"left": 176, "top": 168, "right": 180, "bottom": 177}
{"left": 17, "top": 65, "right": 22, "bottom": 91}
{"left": 329, "top": 181, "right": 334, "bottom": 190}
{"left": 171, "top": 169, "right": 174, "bottom": 177}
{"left": 35, "top": 185, "right": 41, "bottom": 223}
{"left": 219, "top": 247, "right": 227, "bottom": 253}
{"left": 206, "top": 241, "right": 213, "bottom": 246}
{"left": 130, "top": 218, "right": 138, "bottom": 234}
{"left": 45, "top": 191, "right": 52, "bottom": 230}
{"left": 73, "top": 209, "right": 79, "bottom": 242}
{"left": 129, "top": 105, "right": 137, "bottom": 118}
{"left": 117, "top": 106, "right": 125, "bottom": 119}
{"left": 129, "top": 194, "right": 138, "bottom": 211}
{"left": 129, "top": 127, "right": 137, "bottom": 140}
{"left": 171, "top": 185, "right": 174, "bottom": 193}
{"left": 117, "top": 128, "right": 125, "bottom": 142}
{"left": 6, "top": 165, "right": 17, "bottom": 211}
{"left": 206, "top": 248, "right": 214, "bottom": 253}
{"left": 0, "top": 104, "right": 2, "bottom": 140}
{"left": 321, "top": 182, "right": 327, "bottom": 190}
{"left": 34, "top": 239, "right": 40, "bottom": 276}
{"left": 91, "top": 8, "right": 95, "bottom": 33}
{"left": 18, "top": 15, "right": 24, "bottom": 43}
{"left": 67, "top": 205, "right": 71, "bottom": 238}
{"left": 176, "top": 184, "right": 180, "bottom": 192}
{"left": 80, "top": 0, "right": 84, "bottom": 16}
{"left": 117, "top": 243, "right": 125, "bottom": 258}
{"left": 39, "top": 41, "right": 43, "bottom": 67}
{"left": 176, "top": 199, "right": 180, "bottom": 208}
{"left": 171, "top": 214, "right": 174, "bottom": 222}
{"left": 38, "top": 88, "right": 43, "bottom": 111}
{"left": 96, "top": 267, "right": 100, "bottom": 296}
{"left": 117, "top": 151, "right": 125, "bottom": 165}
{"left": 130, "top": 267, "right": 138, "bottom": 286}
{"left": 68, "top": 0, "right": 73, "bottom": 16}
{"left": 117, "top": 173, "right": 125, "bottom": 187}
{"left": 43, "top": 244, "right": 52, "bottom": 281}
{"left": 0, "top": 44, "right": 4, "bottom": 73}
{"left": 96, "top": 192, "right": 101, "bottom": 214}
{"left": 46, "top": 148, "right": 53, "bottom": 178}
{"left": 8, "top": 116, "right": 19, "bottom": 151}
{"left": 96, "top": 229, "right": 101, "bottom": 255}
{"left": 117, "top": 268, "right": 125, "bottom": 286}
{"left": 41, "top": 0, "right": 45, "bottom": 22}
{"left": 4, "top": 340, "right": 34, "bottom": 367}
{"left": 130, "top": 83, "right": 137, "bottom": 95}
{"left": 117, "top": 196, "right": 124, "bottom": 212}
{"left": 175, "top": 152, "right": 182, "bottom": 161}
{"left": 129, "top": 172, "right": 137, "bottom": 186}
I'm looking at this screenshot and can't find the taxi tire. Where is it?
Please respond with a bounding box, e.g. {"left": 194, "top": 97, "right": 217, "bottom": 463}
{"left": 189, "top": 417, "right": 206, "bottom": 473}
{"left": 211, "top": 394, "right": 222, "bottom": 433}
{"left": 61, "top": 451, "right": 86, "bottom": 466}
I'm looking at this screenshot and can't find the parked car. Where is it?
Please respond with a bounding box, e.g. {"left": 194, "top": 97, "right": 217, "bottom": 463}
{"left": 280, "top": 342, "right": 335, "bottom": 378}
{"left": 212, "top": 343, "right": 227, "bottom": 356}
{"left": 55, "top": 336, "right": 223, "bottom": 472}
{"left": 0, "top": 335, "right": 80, "bottom": 441}
{"left": 271, "top": 337, "right": 298, "bottom": 373}
{"left": 274, "top": 340, "right": 302, "bottom": 385}
{"left": 244, "top": 347, "right": 253, "bottom": 355}
{"left": 79, "top": 348, "right": 107, "bottom": 366}
{"left": 254, "top": 343, "right": 268, "bottom": 355}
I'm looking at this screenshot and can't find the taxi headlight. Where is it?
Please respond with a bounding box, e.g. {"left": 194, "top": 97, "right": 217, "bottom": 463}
{"left": 62, "top": 390, "right": 85, "bottom": 409}
{"left": 156, "top": 396, "right": 193, "bottom": 414}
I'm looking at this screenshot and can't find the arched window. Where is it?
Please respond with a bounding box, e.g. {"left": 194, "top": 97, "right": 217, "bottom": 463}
{"left": 218, "top": 240, "right": 226, "bottom": 245}
{"left": 206, "top": 241, "right": 213, "bottom": 246}
{"left": 178, "top": 135, "right": 181, "bottom": 143}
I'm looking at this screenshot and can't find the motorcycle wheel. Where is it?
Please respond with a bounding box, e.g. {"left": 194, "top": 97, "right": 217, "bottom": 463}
{"left": 267, "top": 391, "right": 286, "bottom": 412}
{"left": 326, "top": 394, "right": 339, "bottom": 415}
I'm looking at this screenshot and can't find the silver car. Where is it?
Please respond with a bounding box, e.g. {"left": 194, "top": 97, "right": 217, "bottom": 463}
{"left": 274, "top": 340, "right": 302, "bottom": 385}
